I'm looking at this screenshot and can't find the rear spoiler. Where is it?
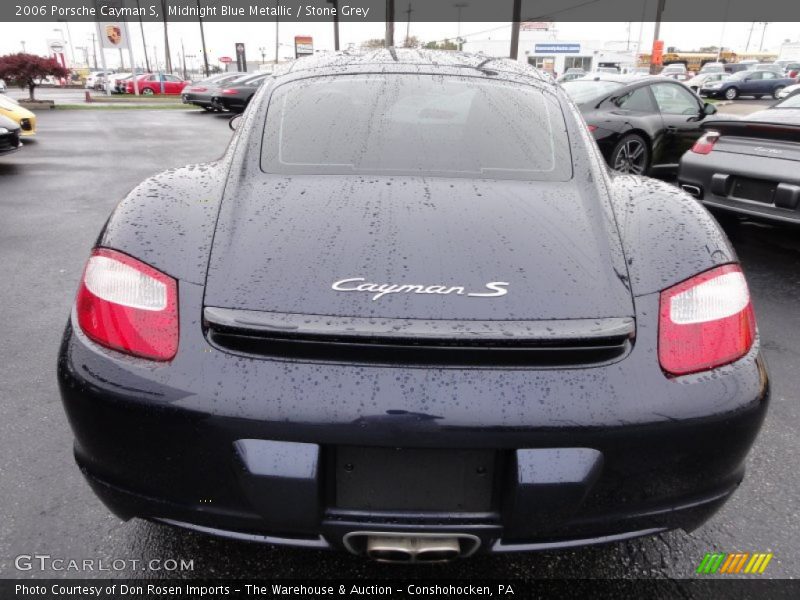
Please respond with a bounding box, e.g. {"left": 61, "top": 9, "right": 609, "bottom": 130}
{"left": 702, "top": 119, "right": 800, "bottom": 143}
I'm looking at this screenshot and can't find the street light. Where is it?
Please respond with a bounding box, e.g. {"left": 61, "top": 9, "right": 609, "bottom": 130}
{"left": 453, "top": 3, "right": 468, "bottom": 50}
{"left": 20, "top": 40, "right": 26, "bottom": 52}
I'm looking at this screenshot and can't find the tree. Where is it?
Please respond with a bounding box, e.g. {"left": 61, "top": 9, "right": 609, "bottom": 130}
{"left": 423, "top": 39, "right": 458, "bottom": 51}
{"left": 403, "top": 36, "right": 421, "bottom": 48}
{"left": 0, "top": 53, "right": 69, "bottom": 100}
{"left": 361, "top": 38, "right": 386, "bottom": 49}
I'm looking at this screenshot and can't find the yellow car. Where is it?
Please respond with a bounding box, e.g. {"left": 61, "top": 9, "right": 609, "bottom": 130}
{"left": 0, "top": 94, "right": 36, "bottom": 137}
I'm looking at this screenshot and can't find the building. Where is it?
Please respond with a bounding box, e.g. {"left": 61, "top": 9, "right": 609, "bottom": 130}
{"left": 463, "top": 31, "right": 639, "bottom": 76}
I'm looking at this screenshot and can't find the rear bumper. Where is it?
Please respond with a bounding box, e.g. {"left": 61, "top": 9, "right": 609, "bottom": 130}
{"left": 57, "top": 285, "right": 769, "bottom": 555}
{"left": 679, "top": 151, "right": 800, "bottom": 224}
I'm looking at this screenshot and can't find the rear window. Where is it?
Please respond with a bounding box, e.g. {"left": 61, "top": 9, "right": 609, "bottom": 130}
{"left": 260, "top": 74, "right": 571, "bottom": 181}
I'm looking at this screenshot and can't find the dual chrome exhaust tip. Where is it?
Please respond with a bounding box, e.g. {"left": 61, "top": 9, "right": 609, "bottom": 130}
{"left": 343, "top": 531, "right": 481, "bottom": 563}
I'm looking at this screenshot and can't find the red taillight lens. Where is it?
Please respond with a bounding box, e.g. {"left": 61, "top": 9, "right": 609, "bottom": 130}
{"left": 221, "top": 88, "right": 237, "bottom": 95}
{"left": 76, "top": 248, "right": 179, "bottom": 361}
{"left": 190, "top": 86, "right": 207, "bottom": 92}
{"left": 658, "top": 264, "right": 755, "bottom": 376}
{"left": 691, "top": 131, "right": 720, "bottom": 155}
{"left": 587, "top": 124, "right": 598, "bottom": 132}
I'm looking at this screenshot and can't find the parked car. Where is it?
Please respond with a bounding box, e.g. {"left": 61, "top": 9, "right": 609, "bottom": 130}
{"left": 85, "top": 70, "right": 112, "bottom": 89}
{"left": 725, "top": 63, "right": 750, "bottom": 74}
{"left": 0, "top": 114, "right": 22, "bottom": 156}
{"left": 662, "top": 72, "right": 692, "bottom": 82}
{"left": 181, "top": 72, "right": 245, "bottom": 110}
{"left": 700, "top": 70, "right": 795, "bottom": 100}
{"left": 0, "top": 78, "right": 6, "bottom": 93}
{"left": 58, "top": 51, "right": 768, "bottom": 560}
{"left": 777, "top": 82, "right": 800, "bottom": 99}
{"left": 685, "top": 72, "right": 727, "bottom": 93}
{"left": 0, "top": 94, "right": 36, "bottom": 137}
{"left": 699, "top": 62, "right": 726, "bottom": 74}
{"left": 784, "top": 63, "right": 800, "bottom": 79}
{"left": 678, "top": 92, "right": 800, "bottom": 224}
{"left": 210, "top": 72, "right": 269, "bottom": 112}
{"left": 751, "top": 63, "right": 786, "bottom": 75}
{"left": 562, "top": 75, "right": 721, "bottom": 176}
{"left": 661, "top": 64, "right": 687, "bottom": 76}
{"left": 556, "top": 68, "right": 586, "bottom": 83}
{"left": 126, "top": 73, "right": 191, "bottom": 95}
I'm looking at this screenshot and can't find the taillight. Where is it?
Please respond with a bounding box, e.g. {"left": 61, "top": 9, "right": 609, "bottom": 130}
{"left": 221, "top": 88, "right": 237, "bottom": 95}
{"left": 587, "top": 124, "right": 598, "bottom": 132}
{"left": 691, "top": 131, "right": 720, "bottom": 155}
{"left": 658, "top": 264, "right": 755, "bottom": 376}
{"left": 191, "top": 86, "right": 207, "bottom": 92}
{"left": 76, "top": 248, "right": 179, "bottom": 361}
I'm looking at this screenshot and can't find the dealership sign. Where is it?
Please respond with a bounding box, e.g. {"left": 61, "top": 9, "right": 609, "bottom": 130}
{"left": 534, "top": 43, "right": 581, "bottom": 54}
{"left": 295, "top": 36, "right": 313, "bottom": 58}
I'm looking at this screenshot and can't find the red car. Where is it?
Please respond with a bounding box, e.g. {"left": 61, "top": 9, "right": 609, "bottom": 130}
{"left": 126, "top": 73, "right": 191, "bottom": 95}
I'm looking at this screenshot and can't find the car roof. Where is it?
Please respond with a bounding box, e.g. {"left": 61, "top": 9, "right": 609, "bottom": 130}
{"left": 270, "top": 48, "right": 551, "bottom": 84}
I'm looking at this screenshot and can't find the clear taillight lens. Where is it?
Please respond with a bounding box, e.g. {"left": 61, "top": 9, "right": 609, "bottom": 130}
{"left": 76, "top": 248, "right": 179, "bottom": 361}
{"left": 659, "top": 264, "right": 756, "bottom": 376}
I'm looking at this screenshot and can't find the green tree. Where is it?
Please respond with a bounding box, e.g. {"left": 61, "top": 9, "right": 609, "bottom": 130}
{"left": 361, "top": 38, "right": 386, "bottom": 49}
{"left": 423, "top": 39, "right": 458, "bottom": 51}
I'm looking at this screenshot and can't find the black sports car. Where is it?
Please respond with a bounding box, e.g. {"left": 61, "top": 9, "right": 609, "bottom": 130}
{"left": 562, "top": 75, "right": 721, "bottom": 176}
{"left": 0, "top": 114, "right": 22, "bottom": 156}
{"left": 678, "top": 92, "right": 800, "bottom": 224}
{"left": 181, "top": 72, "right": 245, "bottom": 111}
{"left": 210, "top": 72, "right": 269, "bottom": 112}
{"left": 58, "top": 50, "right": 768, "bottom": 561}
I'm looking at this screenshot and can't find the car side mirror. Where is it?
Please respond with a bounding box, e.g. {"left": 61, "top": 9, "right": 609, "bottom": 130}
{"left": 229, "top": 114, "right": 242, "bottom": 131}
{"left": 703, "top": 103, "right": 717, "bottom": 115}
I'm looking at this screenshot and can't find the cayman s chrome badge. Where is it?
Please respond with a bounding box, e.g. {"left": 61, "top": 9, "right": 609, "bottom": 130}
{"left": 331, "top": 278, "right": 509, "bottom": 301}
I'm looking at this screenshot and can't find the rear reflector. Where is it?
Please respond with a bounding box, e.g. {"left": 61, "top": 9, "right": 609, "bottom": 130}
{"left": 76, "top": 248, "right": 178, "bottom": 361}
{"left": 659, "top": 264, "right": 755, "bottom": 376}
{"left": 690, "top": 131, "right": 720, "bottom": 155}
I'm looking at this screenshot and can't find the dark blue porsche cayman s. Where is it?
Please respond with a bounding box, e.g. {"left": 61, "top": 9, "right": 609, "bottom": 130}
{"left": 57, "top": 50, "right": 768, "bottom": 562}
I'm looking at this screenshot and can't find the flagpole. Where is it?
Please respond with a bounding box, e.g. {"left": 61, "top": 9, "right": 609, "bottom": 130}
{"left": 124, "top": 20, "right": 139, "bottom": 95}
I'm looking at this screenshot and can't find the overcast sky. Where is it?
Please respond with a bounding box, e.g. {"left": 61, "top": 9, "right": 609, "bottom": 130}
{"left": 0, "top": 21, "right": 798, "bottom": 70}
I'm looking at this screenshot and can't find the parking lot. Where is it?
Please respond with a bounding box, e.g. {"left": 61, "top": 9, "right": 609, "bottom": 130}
{"left": 0, "top": 105, "right": 798, "bottom": 581}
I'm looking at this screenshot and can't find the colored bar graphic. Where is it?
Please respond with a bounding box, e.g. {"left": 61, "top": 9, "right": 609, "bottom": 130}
{"left": 698, "top": 552, "right": 773, "bottom": 574}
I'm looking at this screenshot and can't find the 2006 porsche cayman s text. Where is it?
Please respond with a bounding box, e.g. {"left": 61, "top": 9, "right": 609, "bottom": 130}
{"left": 58, "top": 50, "right": 768, "bottom": 562}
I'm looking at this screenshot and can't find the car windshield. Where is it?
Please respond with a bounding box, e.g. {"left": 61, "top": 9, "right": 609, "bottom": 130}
{"left": 261, "top": 74, "right": 571, "bottom": 181}
{"left": 775, "top": 94, "right": 800, "bottom": 108}
{"left": 561, "top": 79, "right": 625, "bottom": 103}
{"left": 0, "top": 95, "right": 20, "bottom": 108}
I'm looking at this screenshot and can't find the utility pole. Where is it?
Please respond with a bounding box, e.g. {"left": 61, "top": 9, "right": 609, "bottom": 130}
{"left": 275, "top": 1, "right": 280, "bottom": 63}
{"left": 21, "top": 40, "right": 26, "bottom": 53}
{"left": 181, "top": 39, "right": 188, "bottom": 80}
{"left": 510, "top": 0, "right": 521, "bottom": 59}
{"left": 405, "top": 2, "right": 412, "bottom": 46}
{"left": 454, "top": 3, "right": 467, "bottom": 51}
{"left": 745, "top": 21, "right": 756, "bottom": 52}
{"left": 135, "top": 0, "right": 150, "bottom": 72}
{"left": 385, "top": 0, "right": 394, "bottom": 47}
{"left": 197, "top": 0, "right": 209, "bottom": 77}
{"left": 327, "top": 0, "right": 340, "bottom": 51}
{"left": 160, "top": 0, "right": 172, "bottom": 72}
{"left": 760, "top": 22, "right": 769, "bottom": 52}
{"left": 650, "top": 0, "right": 666, "bottom": 74}
{"left": 90, "top": 33, "right": 97, "bottom": 68}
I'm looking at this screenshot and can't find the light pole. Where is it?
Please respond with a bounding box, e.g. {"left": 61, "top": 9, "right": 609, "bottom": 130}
{"left": 275, "top": 1, "right": 280, "bottom": 64}
{"left": 759, "top": 22, "right": 769, "bottom": 52}
{"left": 259, "top": 46, "right": 266, "bottom": 64}
{"left": 454, "top": 3, "right": 468, "bottom": 51}
{"left": 89, "top": 34, "right": 98, "bottom": 69}
{"left": 327, "top": 0, "right": 340, "bottom": 51}
{"left": 196, "top": 0, "right": 209, "bottom": 77}
{"left": 20, "top": 40, "right": 26, "bottom": 52}
{"left": 57, "top": 19, "right": 76, "bottom": 66}
{"left": 135, "top": 0, "right": 151, "bottom": 72}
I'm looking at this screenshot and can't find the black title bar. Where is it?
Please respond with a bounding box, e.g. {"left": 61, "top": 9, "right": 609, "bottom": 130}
{"left": 4, "top": 0, "right": 800, "bottom": 22}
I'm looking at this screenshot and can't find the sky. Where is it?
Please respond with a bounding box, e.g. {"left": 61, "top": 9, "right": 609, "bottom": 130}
{"left": 0, "top": 20, "right": 798, "bottom": 71}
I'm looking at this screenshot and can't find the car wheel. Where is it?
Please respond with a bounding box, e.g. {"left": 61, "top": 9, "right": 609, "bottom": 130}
{"left": 610, "top": 134, "right": 650, "bottom": 175}
{"left": 724, "top": 87, "right": 738, "bottom": 100}
{"left": 142, "top": 88, "right": 154, "bottom": 96}
{"left": 773, "top": 86, "right": 785, "bottom": 99}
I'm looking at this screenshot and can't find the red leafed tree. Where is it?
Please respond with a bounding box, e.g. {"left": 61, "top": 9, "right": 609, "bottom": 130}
{"left": 0, "top": 53, "right": 69, "bottom": 100}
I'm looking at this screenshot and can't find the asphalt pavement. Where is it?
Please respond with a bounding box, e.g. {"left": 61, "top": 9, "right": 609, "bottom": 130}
{"left": 0, "top": 107, "right": 797, "bottom": 581}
